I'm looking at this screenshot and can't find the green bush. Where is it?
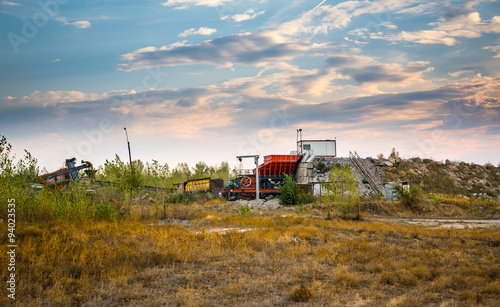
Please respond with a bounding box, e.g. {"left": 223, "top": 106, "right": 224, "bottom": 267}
{"left": 240, "top": 205, "right": 250, "bottom": 216}
{"left": 279, "top": 175, "right": 308, "bottom": 206}
{"left": 93, "top": 202, "right": 120, "bottom": 221}
{"left": 396, "top": 184, "right": 423, "bottom": 208}
{"left": 322, "top": 164, "right": 360, "bottom": 219}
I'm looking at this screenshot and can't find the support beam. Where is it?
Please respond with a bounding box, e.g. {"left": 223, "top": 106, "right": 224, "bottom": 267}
{"left": 237, "top": 155, "right": 260, "bottom": 200}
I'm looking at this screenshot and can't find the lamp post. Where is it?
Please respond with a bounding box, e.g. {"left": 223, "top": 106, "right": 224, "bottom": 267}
{"left": 124, "top": 127, "right": 133, "bottom": 179}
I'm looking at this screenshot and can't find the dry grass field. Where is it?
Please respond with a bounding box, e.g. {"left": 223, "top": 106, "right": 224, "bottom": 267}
{"left": 1, "top": 199, "right": 499, "bottom": 307}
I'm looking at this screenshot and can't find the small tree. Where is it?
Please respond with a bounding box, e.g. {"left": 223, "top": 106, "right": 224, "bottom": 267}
{"left": 103, "top": 155, "right": 144, "bottom": 191}
{"left": 322, "top": 164, "right": 360, "bottom": 219}
{"left": 395, "top": 183, "right": 423, "bottom": 209}
{"left": 279, "top": 174, "right": 302, "bottom": 206}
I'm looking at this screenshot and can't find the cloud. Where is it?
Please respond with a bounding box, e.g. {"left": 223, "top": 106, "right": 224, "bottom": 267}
{"left": 161, "top": 0, "right": 232, "bottom": 8}
{"left": 0, "top": 1, "right": 20, "bottom": 5}
{"left": 397, "top": 2, "right": 441, "bottom": 15}
{"left": 2, "top": 70, "right": 499, "bottom": 167}
{"left": 120, "top": 1, "right": 389, "bottom": 71}
{"left": 178, "top": 27, "right": 217, "bottom": 37}
{"left": 55, "top": 17, "right": 92, "bottom": 29}
{"left": 284, "top": 77, "right": 500, "bottom": 136}
{"left": 0, "top": 87, "right": 240, "bottom": 139}
{"left": 118, "top": 30, "right": 310, "bottom": 70}
{"left": 325, "top": 55, "right": 433, "bottom": 86}
{"left": 449, "top": 68, "right": 475, "bottom": 77}
{"left": 483, "top": 45, "right": 500, "bottom": 58}
{"left": 221, "top": 9, "right": 266, "bottom": 22}
{"left": 7, "top": 71, "right": 495, "bottom": 138}
{"left": 381, "top": 22, "right": 397, "bottom": 30}
{"left": 123, "top": 1, "right": 482, "bottom": 72}
{"left": 375, "top": 8, "right": 500, "bottom": 46}
{"left": 70, "top": 20, "right": 92, "bottom": 29}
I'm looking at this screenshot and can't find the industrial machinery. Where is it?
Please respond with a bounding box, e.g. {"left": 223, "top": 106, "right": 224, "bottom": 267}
{"left": 175, "top": 177, "right": 225, "bottom": 196}
{"left": 222, "top": 155, "right": 302, "bottom": 200}
{"left": 31, "top": 158, "right": 94, "bottom": 189}
{"left": 32, "top": 158, "right": 174, "bottom": 192}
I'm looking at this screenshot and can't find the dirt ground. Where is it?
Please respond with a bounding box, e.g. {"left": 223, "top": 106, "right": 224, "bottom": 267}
{"left": 372, "top": 217, "right": 500, "bottom": 229}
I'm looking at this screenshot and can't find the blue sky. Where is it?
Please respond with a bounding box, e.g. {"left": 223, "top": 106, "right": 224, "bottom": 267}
{"left": 1, "top": 0, "right": 499, "bottom": 171}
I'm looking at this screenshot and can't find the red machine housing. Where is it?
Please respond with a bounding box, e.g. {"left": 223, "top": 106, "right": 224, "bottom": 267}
{"left": 222, "top": 155, "right": 301, "bottom": 200}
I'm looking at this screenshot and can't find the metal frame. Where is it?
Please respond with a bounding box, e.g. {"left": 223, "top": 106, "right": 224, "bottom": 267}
{"left": 237, "top": 155, "right": 260, "bottom": 199}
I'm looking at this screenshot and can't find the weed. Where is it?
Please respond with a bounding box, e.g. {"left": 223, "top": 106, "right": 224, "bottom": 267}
{"left": 396, "top": 183, "right": 423, "bottom": 209}
{"left": 240, "top": 205, "right": 250, "bottom": 216}
{"left": 93, "top": 202, "right": 120, "bottom": 221}
{"left": 290, "top": 285, "right": 313, "bottom": 302}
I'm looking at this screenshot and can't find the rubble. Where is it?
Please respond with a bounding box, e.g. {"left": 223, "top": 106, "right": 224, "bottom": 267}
{"left": 233, "top": 198, "right": 283, "bottom": 210}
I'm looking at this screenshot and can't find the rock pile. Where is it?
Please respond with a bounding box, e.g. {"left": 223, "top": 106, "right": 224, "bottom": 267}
{"left": 233, "top": 198, "right": 282, "bottom": 210}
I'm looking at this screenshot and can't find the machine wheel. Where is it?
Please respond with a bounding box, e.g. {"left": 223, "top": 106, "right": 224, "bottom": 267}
{"left": 240, "top": 176, "right": 252, "bottom": 187}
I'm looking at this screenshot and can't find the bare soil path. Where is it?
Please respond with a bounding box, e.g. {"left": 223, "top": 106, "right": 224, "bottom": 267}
{"left": 371, "top": 217, "right": 500, "bottom": 229}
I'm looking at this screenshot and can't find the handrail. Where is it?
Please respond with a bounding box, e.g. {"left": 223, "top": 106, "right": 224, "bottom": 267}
{"left": 349, "top": 151, "right": 385, "bottom": 195}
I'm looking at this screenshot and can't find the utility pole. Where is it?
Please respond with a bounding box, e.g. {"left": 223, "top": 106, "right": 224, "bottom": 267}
{"left": 124, "top": 127, "right": 133, "bottom": 179}
{"left": 237, "top": 155, "right": 260, "bottom": 200}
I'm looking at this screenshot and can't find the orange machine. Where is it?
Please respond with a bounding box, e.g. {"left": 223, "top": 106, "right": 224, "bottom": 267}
{"left": 222, "top": 155, "right": 301, "bottom": 200}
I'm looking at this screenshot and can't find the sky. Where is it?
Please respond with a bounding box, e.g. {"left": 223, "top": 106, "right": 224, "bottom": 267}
{"left": 0, "top": 0, "right": 499, "bottom": 172}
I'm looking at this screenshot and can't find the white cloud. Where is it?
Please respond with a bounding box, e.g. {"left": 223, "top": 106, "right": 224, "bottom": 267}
{"left": 0, "top": 1, "right": 20, "bottom": 5}
{"left": 55, "top": 17, "right": 92, "bottom": 29}
{"left": 118, "top": 30, "right": 310, "bottom": 70}
{"left": 70, "top": 20, "right": 92, "bottom": 29}
{"left": 3, "top": 90, "right": 97, "bottom": 106}
{"left": 397, "top": 2, "right": 441, "bottom": 15}
{"left": 381, "top": 30, "right": 458, "bottom": 46}
{"left": 161, "top": 0, "right": 232, "bottom": 8}
{"left": 375, "top": 10, "right": 500, "bottom": 46}
{"left": 449, "top": 69, "right": 474, "bottom": 77}
{"left": 178, "top": 27, "right": 217, "bottom": 37}
{"left": 483, "top": 45, "right": 500, "bottom": 58}
{"left": 221, "top": 9, "right": 266, "bottom": 22}
{"left": 381, "top": 22, "right": 398, "bottom": 30}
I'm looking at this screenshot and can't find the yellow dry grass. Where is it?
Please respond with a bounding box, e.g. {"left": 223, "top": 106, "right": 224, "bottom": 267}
{"left": 0, "top": 201, "right": 499, "bottom": 306}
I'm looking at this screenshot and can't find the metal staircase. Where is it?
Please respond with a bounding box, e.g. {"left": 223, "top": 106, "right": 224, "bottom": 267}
{"left": 349, "top": 151, "right": 385, "bottom": 195}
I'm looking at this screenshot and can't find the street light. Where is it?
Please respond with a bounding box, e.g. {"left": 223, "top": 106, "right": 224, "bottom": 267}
{"left": 124, "top": 127, "right": 133, "bottom": 178}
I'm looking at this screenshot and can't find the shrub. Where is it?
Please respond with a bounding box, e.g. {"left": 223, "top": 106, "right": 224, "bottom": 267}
{"left": 279, "top": 175, "right": 303, "bottom": 206}
{"left": 290, "top": 285, "right": 313, "bottom": 302}
{"left": 93, "top": 202, "right": 120, "bottom": 221}
{"left": 240, "top": 205, "right": 250, "bottom": 216}
{"left": 396, "top": 183, "right": 423, "bottom": 209}
{"left": 322, "top": 164, "right": 360, "bottom": 219}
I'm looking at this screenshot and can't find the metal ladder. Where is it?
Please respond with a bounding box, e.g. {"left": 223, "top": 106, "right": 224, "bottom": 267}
{"left": 349, "top": 151, "right": 385, "bottom": 195}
